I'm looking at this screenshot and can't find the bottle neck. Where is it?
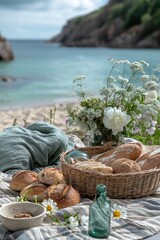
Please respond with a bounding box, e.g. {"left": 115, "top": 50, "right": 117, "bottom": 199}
{"left": 96, "top": 191, "right": 106, "bottom": 200}
{"left": 95, "top": 190, "right": 111, "bottom": 218}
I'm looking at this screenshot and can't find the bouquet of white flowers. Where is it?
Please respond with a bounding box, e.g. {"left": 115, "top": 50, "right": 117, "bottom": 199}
{"left": 67, "top": 59, "right": 160, "bottom": 145}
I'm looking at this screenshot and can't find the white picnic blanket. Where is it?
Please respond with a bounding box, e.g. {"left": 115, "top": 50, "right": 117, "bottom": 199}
{"left": 0, "top": 172, "right": 160, "bottom": 240}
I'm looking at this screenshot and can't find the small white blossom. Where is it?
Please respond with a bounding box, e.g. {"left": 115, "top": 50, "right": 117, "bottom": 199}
{"left": 111, "top": 59, "right": 130, "bottom": 64}
{"left": 108, "top": 76, "right": 115, "bottom": 83}
{"left": 124, "top": 60, "right": 131, "bottom": 64}
{"left": 144, "top": 90, "right": 157, "bottom": 104}
{"left": 146, "top": 127, "right": 156, "bottom": 136}
{"left": 150, "top": 75, "right": 158, "bottom": 81}
{"left": 130, "top": 61, "right": 144, "bottom": 72}
{"left": 140, "top": 60, "right": 149, "bottom": 67}
{"left": 123, "top": 78, "right": 129, "bottom": 83}
{"left": 132, "top": 127, "right": 141, "bottom": 134}
{"left": 80, "top": 215, "right": 89, "bottom": 226}
{"left": 73, "top": 75, "right": 85, "bottom": 82}
{"left": 141, "top": 74, "right": 149, "bottom": 81}
{"left": 68, "top": 216, "right": 75, "bottom": 223}
{"left": 151, "top": 120, "right": 157, "bottom": 127}
{"left": 126, "top": 83, "right": 135, "bottom": 91}
{"left": 110, "top": 84, "right": 120, "bottom": 92}
{"left": 116, "top": 89, "right": 127, "bottom": 97}
{"left": 68, "top": 216, "right": 79, "bottom": 229}
{"left": 144, "top": 81, "right": 158, "bottom": 91}
{"left": 144, "top": 121, "right": 151, "bottom": 128}
{"left": 118, "top": 76, "right": 129, "bottom": 85}
{"left": 117, "top": 76, "right": 123, "bottom": 81}
{"left": 100, "top": 87, "right": 112, "bottom": 97}
{"left": 152, "top": 99, "right": 160, "bottom": 111}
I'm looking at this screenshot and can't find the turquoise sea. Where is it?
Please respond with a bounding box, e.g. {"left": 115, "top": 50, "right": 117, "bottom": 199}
{"left": 0, "top": 40, "right": 160, "bottom": 110}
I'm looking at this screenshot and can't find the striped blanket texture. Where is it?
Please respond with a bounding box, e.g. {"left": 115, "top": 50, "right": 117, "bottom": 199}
{"left": 0, "top": 172, "right": 160, "bottom": 240}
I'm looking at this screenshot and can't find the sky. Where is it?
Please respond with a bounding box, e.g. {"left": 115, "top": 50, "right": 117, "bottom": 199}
{"left": 0, "top": 0, "right": 108, "bottom": 40}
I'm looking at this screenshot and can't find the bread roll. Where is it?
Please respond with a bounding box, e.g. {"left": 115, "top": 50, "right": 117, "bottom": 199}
{"left": 111, "top": 158, "right": 141, "bottom": 173}
{"left": 136, "top": 148, "right": 160, "bottom": 168}
{"left": 93, "top": 143, "right": 142, "bottom": 166}
{"left": 136, "top": 149, "right": 160, "bottom": 170}
{"left": 20, "top": 182, "right": 48, "bottom": 202}
{"left": 10, "top": 170, "right": 38, "bottom": 191}
{"left": 73, "top": 159, "right": 113, "bottom": 174}
{"left": 38, "top": 167, "right": 65, "bottom": 185}
{"left": 43, "top": 183, "right": 81, "bottom": 209}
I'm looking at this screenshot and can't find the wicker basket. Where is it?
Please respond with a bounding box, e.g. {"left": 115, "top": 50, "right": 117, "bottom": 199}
{"left": 60, "top": 143, "right": 160, "bottom": 199}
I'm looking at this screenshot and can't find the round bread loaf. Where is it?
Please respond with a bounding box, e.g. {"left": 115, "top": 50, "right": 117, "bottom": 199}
{"left": 94, "top": 143, "right": 142, "bottom": 166}
{"left": 111, "top": 158, "right": 141, "bottom": 173}
{"left": 38, "top": 167, "right": 65, "bottom": 185}
{"left": 43, "top": 183, "right": 81, "bottom": 209}
{"left": 20, "top": 182, "right": 49, "bottom": 202}
{"left": 10, "top": 170, "right": 38, "bottom": 191}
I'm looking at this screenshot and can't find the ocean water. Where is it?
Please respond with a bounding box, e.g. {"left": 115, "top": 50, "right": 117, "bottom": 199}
{"left": 0, "top": 40, "right": 160, "bottom": 110}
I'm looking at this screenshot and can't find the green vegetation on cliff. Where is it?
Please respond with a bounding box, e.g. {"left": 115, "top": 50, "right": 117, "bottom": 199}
{"left": 51, "top": 0, "right": 160, "bottom": 48}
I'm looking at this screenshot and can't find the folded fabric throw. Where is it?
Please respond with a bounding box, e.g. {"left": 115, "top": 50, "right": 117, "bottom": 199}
{"left": 0, "top": 121, "right": 68, "bottom": 174}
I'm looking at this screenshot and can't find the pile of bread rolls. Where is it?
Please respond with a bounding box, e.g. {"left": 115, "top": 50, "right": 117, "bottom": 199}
{"left": 10, "top": 168, "right": 81, "bottom": 209}
{"left": 69, "top": 142, "right": 160, "bottom": 174}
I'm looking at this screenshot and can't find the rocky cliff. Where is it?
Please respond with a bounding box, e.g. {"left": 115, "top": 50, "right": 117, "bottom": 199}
{"left": 0, "top": 35, "right": 14, "bottom": 61}
{"left": 51, "top": 0, "right": 160, "bottom": 48}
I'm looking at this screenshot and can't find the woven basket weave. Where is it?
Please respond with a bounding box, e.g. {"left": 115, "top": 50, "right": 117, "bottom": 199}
{"left": 60, "top": 143, "right": 160, "bottom": 199}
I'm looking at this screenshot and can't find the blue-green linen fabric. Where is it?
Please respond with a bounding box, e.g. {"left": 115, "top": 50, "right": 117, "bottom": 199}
{"left": 0, "top": 121, "right": 68, "bottom": 174}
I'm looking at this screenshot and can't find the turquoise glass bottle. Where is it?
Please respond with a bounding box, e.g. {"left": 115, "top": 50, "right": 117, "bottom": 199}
{"left": 88, "top": 184, "right": 111, "bottom": 238}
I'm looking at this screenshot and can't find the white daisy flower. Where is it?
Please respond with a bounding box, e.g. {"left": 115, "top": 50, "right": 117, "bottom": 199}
{"left": 42, "top": 198, "right": 58, "bottom": 214}
{"left": 111, "top": 203, "right": 127, "bottom": 219}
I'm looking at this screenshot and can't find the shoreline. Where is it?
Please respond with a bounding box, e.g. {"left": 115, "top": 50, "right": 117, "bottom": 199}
{"left": 0, "top": 97, "right": 78, "bottom": 111}
{"left": 0, "top": 102, "right": 76, "bottom": 132}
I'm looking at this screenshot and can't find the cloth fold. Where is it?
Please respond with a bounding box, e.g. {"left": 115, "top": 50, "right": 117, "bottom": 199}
{"left": 0, "top": 121, "right": 68, "bottom": 174}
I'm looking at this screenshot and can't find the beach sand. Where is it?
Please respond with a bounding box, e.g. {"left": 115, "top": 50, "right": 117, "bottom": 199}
{"left": 0, "top": 103, "right": 72, "bottom": 132}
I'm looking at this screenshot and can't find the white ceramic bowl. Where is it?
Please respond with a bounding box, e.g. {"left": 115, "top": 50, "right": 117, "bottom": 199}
{"left": 0, "top": 202, "right": 46, "bottom": 231}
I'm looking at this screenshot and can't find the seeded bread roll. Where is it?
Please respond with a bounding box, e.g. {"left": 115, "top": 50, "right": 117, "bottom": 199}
{"left": 73, "top": 159, "right": 113, "bottom": 174}
{"left": 10, "top": 170, "right": 38, "bottom": 191}
{"left": 38, "top": 167, "right": 65, "bottom": 185}
{"left": 111, "top": 158, "right": 141, "bottom": 173}
{"left": 20, "top": 182, "right": 48, "bottom": 202}
{"left": 43, "top": 183, "right": 81, "bottom": 209}
{"left": 93, "top": 143, "right": 142, "bottom": 167}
